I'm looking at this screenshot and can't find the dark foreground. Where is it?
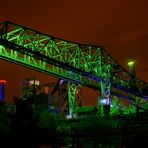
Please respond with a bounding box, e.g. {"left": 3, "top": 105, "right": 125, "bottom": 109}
{"left": 0, "top": 100, "right": 148, "bottom": 148}
{"left": 0, "top": 118, "right": 148, "bottom": 148}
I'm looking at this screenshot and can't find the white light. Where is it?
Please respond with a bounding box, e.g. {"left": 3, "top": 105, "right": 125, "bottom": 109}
{"left": 66, "top": 114, "right": 72, "bottom": 119}
{"left": 100, "top": 99, "right": 106, "bottom": 104}
{"left": 29, "top": 80, "right": 40, "bottom": 86}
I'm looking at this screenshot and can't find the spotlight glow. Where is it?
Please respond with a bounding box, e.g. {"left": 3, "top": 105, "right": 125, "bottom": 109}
{"left": 128, "top": 61, "right": 135, "bottom": 66}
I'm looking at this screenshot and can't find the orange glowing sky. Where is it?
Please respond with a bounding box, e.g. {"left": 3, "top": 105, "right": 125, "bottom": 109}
{"left": 0, "top": 0, "right": 148, "bottom": 105}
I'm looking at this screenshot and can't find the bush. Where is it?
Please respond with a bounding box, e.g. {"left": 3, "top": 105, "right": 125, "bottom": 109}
{"left": 0, "top": 103, "right": 10, "bottom": 132}
{"left": 37, "top": 108, "right": 57, "bottom": 131}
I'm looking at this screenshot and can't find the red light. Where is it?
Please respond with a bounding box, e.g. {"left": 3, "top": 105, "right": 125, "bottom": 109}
{"left": 0, "top": 80, "right": 7, "bottom": 83}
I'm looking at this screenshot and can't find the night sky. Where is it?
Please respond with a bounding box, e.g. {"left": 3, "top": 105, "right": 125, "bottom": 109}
{"left": 0, "top": 0, "right": 148, "bottom": 105}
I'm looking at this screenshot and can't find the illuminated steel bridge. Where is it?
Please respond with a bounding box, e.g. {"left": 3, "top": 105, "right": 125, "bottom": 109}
{"left": 0, "top": 21, "right": 148, "bottom": 115}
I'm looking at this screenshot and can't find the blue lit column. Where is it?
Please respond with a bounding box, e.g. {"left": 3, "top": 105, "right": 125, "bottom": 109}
{"left": 0, "top": 80, "right": 6, "bottom": 102}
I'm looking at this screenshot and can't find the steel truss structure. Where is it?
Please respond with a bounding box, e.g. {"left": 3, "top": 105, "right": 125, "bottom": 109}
{"left": 0, "top": 21, "right": 148, "bottom": 114}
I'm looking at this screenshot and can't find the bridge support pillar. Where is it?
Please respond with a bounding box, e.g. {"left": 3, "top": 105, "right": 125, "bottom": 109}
{"left": 100, "top": 78, "right": 111, "bottom": 116}
{"left": 68, "top": 82, "right": 78, "bottom": 117}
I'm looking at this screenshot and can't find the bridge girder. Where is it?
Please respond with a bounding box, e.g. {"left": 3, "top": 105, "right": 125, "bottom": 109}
{"left": 0, "top": 21, "right": 148, "bottom": 114}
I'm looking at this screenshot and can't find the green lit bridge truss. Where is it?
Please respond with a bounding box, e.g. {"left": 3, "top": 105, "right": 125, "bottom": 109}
{"left": 0, "top": 21, "right": 148, "bottom": 114}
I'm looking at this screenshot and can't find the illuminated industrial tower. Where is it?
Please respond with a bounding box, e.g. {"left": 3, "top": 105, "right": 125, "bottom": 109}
{"left": 0, "top": 80, "right": 6, "bottom": 102}
{"left": 128, "top": 61, "right": 135, "bottom": 78}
